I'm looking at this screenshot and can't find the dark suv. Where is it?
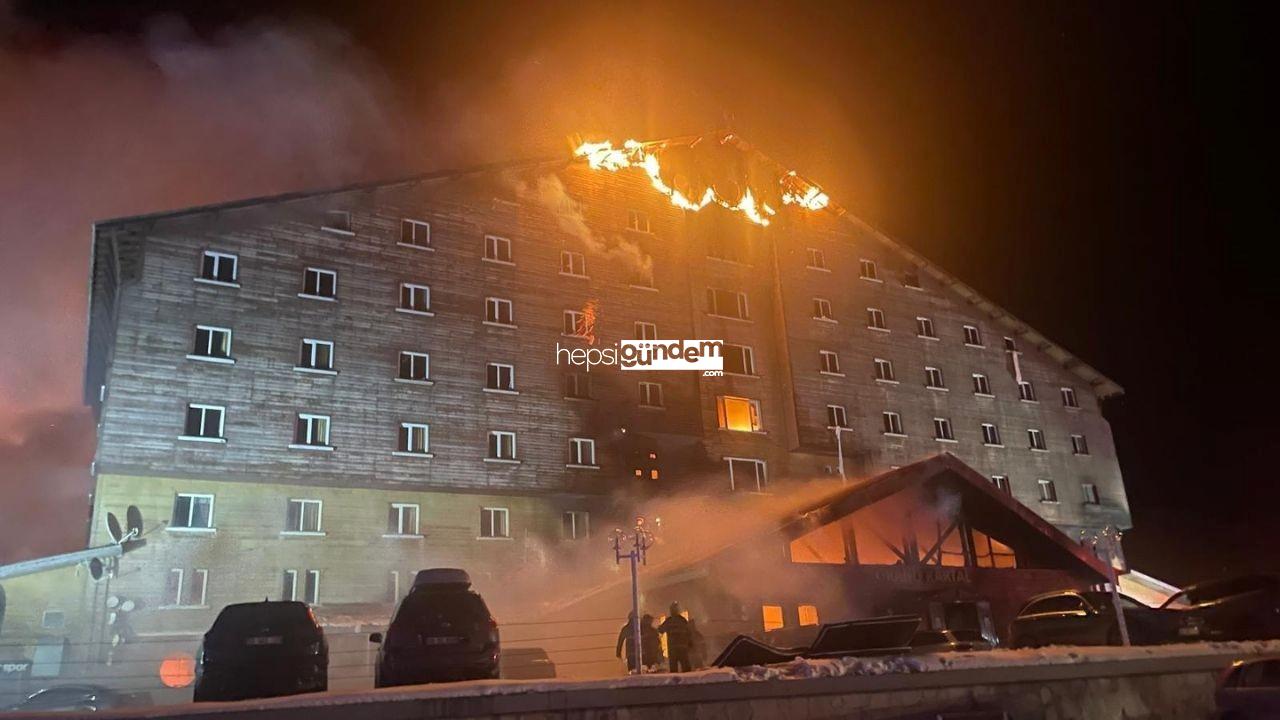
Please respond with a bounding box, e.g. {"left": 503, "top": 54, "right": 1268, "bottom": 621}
{"left": 371, "top": 568, "right": 500, "bottom": 687}
{"left": 1009, "top": 590, "right": 1176, "bottom": 647}
{"left": 1162, "top": 575, "right": 1280, "bottom": 642}
{"left": 193, "top": 601, "right": 328, "bottom": 702}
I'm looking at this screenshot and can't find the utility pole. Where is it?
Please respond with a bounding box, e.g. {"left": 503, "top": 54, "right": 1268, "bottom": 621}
{"left": 1081, "top": 525, "right": 1129, "bottom": 646}
{"left": 611, "top": 517, "right": 655, "bottom": 674}
{"left": 832, "top": 425, "right": 852, "bottom": 485}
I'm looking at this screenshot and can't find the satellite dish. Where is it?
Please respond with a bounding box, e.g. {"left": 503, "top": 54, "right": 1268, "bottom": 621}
{"left": 105, "top": 595, "right": 120, "bottom": 609}
{"left": 106, "top": 513, "right": 123, "bottom": 544}
{"left": 120, "top": 599, "right": 136, "bottom": 612}
{"left": 89, "top": 559, "right": 104, "bottom": 581}
{"left": 126, "top": 506, "right": 143, "bottom": 536}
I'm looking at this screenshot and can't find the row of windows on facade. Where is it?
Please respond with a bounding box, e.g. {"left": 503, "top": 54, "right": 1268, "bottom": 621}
{"left": 826, "top": 402, "right": 1091, "bottom": 456}
{"left": 987, "top": 474, "right": 1101, "bottom": 506}
{"left": 821, "top": 351, "right": 1080, "bottom": 408}
{"left": 159, "top": 566, "right": 457, "bottom": 608}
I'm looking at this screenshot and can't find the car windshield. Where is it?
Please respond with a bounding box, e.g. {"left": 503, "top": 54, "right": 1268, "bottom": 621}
{"left": 209, "top": 603, "right": 314, "bottom": 636}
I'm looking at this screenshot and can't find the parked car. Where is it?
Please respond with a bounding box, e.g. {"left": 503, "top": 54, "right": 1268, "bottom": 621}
{"left": 1214, "top": 657, "right": 1280, "bottom": 719}
{"left": 908, "top": 628, "right": 996, "bottom": 653}
{"left": 1162, "top": 574, "right": 1280, "bottom": 642}
{"left": 500, "top": 647, "right": 556, "bottom": 679}
{"left": 371, "top": 568, "right": 500, "bottom": 687}
{"left": 5, "top": 685, "right": 126, "bottom": 712}
{"left": 193, "top": 600, "right": 328, "bottom": 702}
{"left": 1009, "top": 590, "right": 1177, "bottom": 647}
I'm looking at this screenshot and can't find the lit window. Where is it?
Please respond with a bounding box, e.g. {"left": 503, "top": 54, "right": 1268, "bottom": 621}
{"left": 859, "top": 259, "right": 879, "bottom": 281}
{"left": 397, "top": 351, "right": 430, "bottom": 382}
{"left": 294, "top": 413, "right": 331, "bottom": 448}
{"left": 563, "top": 310, "right": 589, "bottom": 337}
{"left": 717, "top": 396, "right": 762, "bottom": 432}
{"left": 873, "top": 357, "right": 894, "bottom": 381}
{"left": 982, "top": 423, "right": 1002, "bottom": 446}
{"left": 728, "top": 458, "right": 767, "bottom": 492}
{"left": 707, "top": 288, "right": 750, "bottom": 320}
{"left": 198, "top": 251, "right": 238, "bottom": 284}
{"left": 762, "top": 605, "right": 784, "bottom": 632}
{"left": 322, "top": 210, "right": 352, "bottom": 233}
{"left": 1018, "top": 381, "right": 1037, "bottom": 402}
{"left": 882, "top": 411, "right": 904, "bottom": 436}
{"left": 399, "top": 283, "right": 431, "bottom": 313}
{"left": 484, "top": 234, "right": 513, "bottom": 263}
{"left": 925, "top": 366, "right": 945, "bottom": 389}
{"left": 486, "top": 362, "right": 515, "bottom": 392}
{"left": 806, "top": 248, "right": 827, "bottom": 270}
{"left": 634, "top": 321, "right": 657, "bottom": 340}
{"left": 963, "top": 325, "right": 983, "bottom": 347}
{"left": 171, "top": 494, "right": 214, "bottom": 530}
{"left": 191, "top": 326, "right": 232, "bottom": 361}
{"left": 388, "top": 503, "right": 420, "bottom": 535}
{"left": 560, "top": 250, "right": 586, "bottom": 276}
{"left": 972, "top": 529, "right": 1018, "bottom": 568}
{"left": 916, "top": 317, "right": 936, "bottom": 339}
{"left": 813, "top": 298, "right": 834, "bottom": 321}
{"left": 827, "top": 405, "right": 849, "bottom": 429}
{"left": 302, "top": 267, "right": 337, "bottom": 299}
{"left": 400, "top": 219, "right": 431, "bottom": 248}
{"left": 1082, "top": 483, "right": 1100, "bottom": 505}
{"left": 480, "top": 507, "right": 510, "bottom": 538}
{"left": 563, "top": 511, "right": 590, "bottom": 540}
{"left": 933, "top": 417, "right": 955, "bottom": 441}
{"left": 723, "top": 344, "right": 756, "bottom": 375}
{"left": 299, "top": 339, "right": 334, "bottom": 371}
{"left": 286, "top": 499, "right": 323, "bottom": 533}
{"left": 972, "top": 373, "right": 993, "bottom": 396}
{"left": 1037, "top": 479, "right": 1058, "bottom": 503}
{"left": 564, "top": 372, "right": 592, "bottom": 400}
{"left": 485, "top": 297, "right": 514, "bottom": 326}
{"left": 798, "top": 605, "right": 820, "bottom": 626}
{"left": 991, "top": 475, "right": 1012, "bottom": 494}
{"left": 866, "top": 307, "right": 887, "bottom": 330}
{"left": 1061, "top": 387, "right": 1079, "bottom": 408}
{"left": 820, "top": 350, "right": 842, "bottom": 375}
{"left": 1071, "top": 434, "right": 1090, "bottom": 455}
{"left": 398, "top": 422, "right": 430, "bottom": 455}
{"left": 627, "top": 209, "right": 650, "bottom": 233}
{"left": 488, "top": 431, "right": 517, "bottom": 461}
{"left": 639, "top": 381, "right": 664, "bottom": 408}
{"left": 569, "top": 438, "right": 597, "bottom": 466}
{"left": 182, "top": 404, "right": 225, "bottom": 441}
{"left": 790, "top": 523, "right": 847, "bottom": 564}
{"left": 1028, "top": 428, "right": 1047, "bottom": 451}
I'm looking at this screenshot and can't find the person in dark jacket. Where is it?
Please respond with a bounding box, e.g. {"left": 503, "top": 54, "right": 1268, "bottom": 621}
{"left": 658, "top": 602, "right": 693, "bottom": 672}
{"left": 615, "top": 611, "right": 640, "bottom": 673}
{"left": 640, "top": 614, "right": 663, "bottom": 672}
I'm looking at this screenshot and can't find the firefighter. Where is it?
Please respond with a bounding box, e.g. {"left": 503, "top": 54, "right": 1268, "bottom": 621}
{"left": 615, "top": 611, "right": 640, "bottom": 673}
{"left": 658, "top": 602, "right": 693, "bottom": 672}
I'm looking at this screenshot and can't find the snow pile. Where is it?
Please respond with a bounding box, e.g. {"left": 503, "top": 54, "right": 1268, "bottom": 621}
{"left": 736, "top": 655, "right": 930, "bottom": 681}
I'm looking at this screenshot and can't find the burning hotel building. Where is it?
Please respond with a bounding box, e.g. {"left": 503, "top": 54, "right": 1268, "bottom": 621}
{"left": 66, "top": 133, "right": 1128, "bottom": 677}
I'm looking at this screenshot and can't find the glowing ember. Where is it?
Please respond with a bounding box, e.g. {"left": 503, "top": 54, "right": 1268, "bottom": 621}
{"left": 573, "top": 135, "right": 830, "bottom": 226}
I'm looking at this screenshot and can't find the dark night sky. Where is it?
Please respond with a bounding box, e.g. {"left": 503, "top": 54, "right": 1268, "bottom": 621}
{"left": 1, "top": 1, "right": 1275, "bottom": 583}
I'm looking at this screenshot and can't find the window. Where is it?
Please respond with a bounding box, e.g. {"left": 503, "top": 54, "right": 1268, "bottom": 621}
{"left": 182, "top": 404, "right": 225, "bottom": 440}
{"left": 820, "top": 350, "right": 842, "bottom": 375}
{"left": 388, "top": 503, "right": 420, "bottom": 535}
{"left": 727, "top": 458, "right": 767, "bottom": 492}
{"left": 199, "top": 251, "right": 238, "bottom": 284}
{"left": 882, "top": 411, "right": 904, "bottom": 436}
{"left": 806, "top": 248, "right": 827, "bottom": 270}
{"left": 304, "top": 570, "right": 320, "bottom": 605}
{"left": 717, "top": 396, "right": 762, "bottom": 432}
{"left": 723, "top": 344, "right": 756, "bottom": 376}
{"left": 563, "top": 511, "right": 590, "bottom": 540}
{"left": 866, "top": 307, "right": 887, "bottom": 330}
{"left": 639, "top": 381, "right": 664, "bottom": 408}
{"left": 634, "top": 321, "right": 657, "bottom": 340}
{"left": 400, "top": 219, "right": 431, "bottom": 248}
{"left": 1061, "top": 387, "right": 1079, "bottom": 408}
{"left": 171, "top": 494, "right": 214, "bottom": 530}
{"left": 302, "top": 267, "right": 337, "bottom": 299}
{"left": 902, "top": 267, "right": 922, "bottom": 289}
{"left": 299, "top": 339, "right": 334, "bottom": 372}
{"left": 564, "top": 372, "right": 592, "bottom": 400}
{"left": 488, "top": 431, "right": 517, "bottom": 460}
{"left": 981, "top": 423, "right": 1003, "bottom": 446}
{"left": 569, "top": 437, "right": 597, "bottom": 467}
{"left": 294, "top": 413, "right": 331, "bottom": 448}
{"left": 1018, "top": 381, "right": 1037, "bottom": 402}
{"left": 484, "top": 234, "right": 513, "bottom": 263}
{"left": 285, "top": 499, "right": 323, "bottom": 533}
{"left": 812, "top": 298, "right": 834, "bottom": 321}
{"left": 486, "top": 362, "right": 515, "bottom": 392}
{"left": 560, "top": 250, "right": 586, "bottom": 276}
{"left": 627, "top": 209, "right": 650, "bottom": 233}
{"left": 563, "top": 310, "right": 589, "bottom": 337}
{"left": 972, "top": 529, "right": 1017, "bottom": 568}
{"left": 322, "top": 210, "right": 352, "bottom": 233}
{"left": 480, "top": 507, "right": 510, "bottom": 538}
{"left": 762, "top": 604, "right": 784, "bottom": 632}
{"left": 925, "top": 367, "right": 945, "bottom": 389}
{"left": 191, "top": 326, "right": 232, "bottom": 361}
{"left": 398, "top": 422, "right": 431, "bottom": 455}
{"left": 282, "top": 570, "right": 298, "bottom": 601}
{"left": 485, "top": 297, "right": 514, "bottom": 326}
{"left": 387, "top": 571, "right": 401, "bottom": 603}
{"left": 798, "top": 605, "right": 820, "bottom": 626}
{"left": 859, "top": 259, "right": 879, "bottom": 281}
{"left": 933, "top": 418, "right": 955, "bottom": 441}
{"left": 991, "top": 475, "right": 1012, "bottom": 494}
{"left": 707, "top": 288, "right": 749, "bottom": 320}
{"left": 1082, "top": 483, "right": 1100, "bottom": 505}
{"left": 1070, "top": 434, "right": 1090, "bottom": 455}
{"left": 397, "top": 351, "right": 430, "bottom": 382}
{"left": 163, "top": 568, "right": 208, "bottom": 607}
{"left": 916, "top": 317, "right": 936, "bottom": 339}
{"left": 972, "top": 373, "right": 993, "bottom": 396}
{"left": 1028, "top": 428, "right": 1047, "bottom": 451}
{"left": 873, "top": 358, "right": 894, "bottom": 382}
{"left": 628, "top": 264, "right": 656, "bottom": 289}
{"left": 962, "top": 325, "right": 983, "bottom": 347}
{"left": 399, "top": 283, "right": 431, "bottom": 313}
{"left": 1037, "top": 479, "right": 1058, "bottom": 503}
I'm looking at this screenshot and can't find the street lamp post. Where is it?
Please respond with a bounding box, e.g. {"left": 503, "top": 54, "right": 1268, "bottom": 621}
{"left": 1081, "top": 525, "right": 1130, "bottom": 646}
{"left": 832, "top": 425, "right": 853, "bottom": 484}
{"left": 611, "top": 517, "right": 656, "bottom": 674}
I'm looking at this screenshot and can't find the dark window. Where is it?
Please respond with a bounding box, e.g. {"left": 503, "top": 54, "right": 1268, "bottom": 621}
{"left": 723, "top": 344, "right": 756, "bottom": 375}
{"left": 564, "top": 372, "right": 592, "bottom": 399}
